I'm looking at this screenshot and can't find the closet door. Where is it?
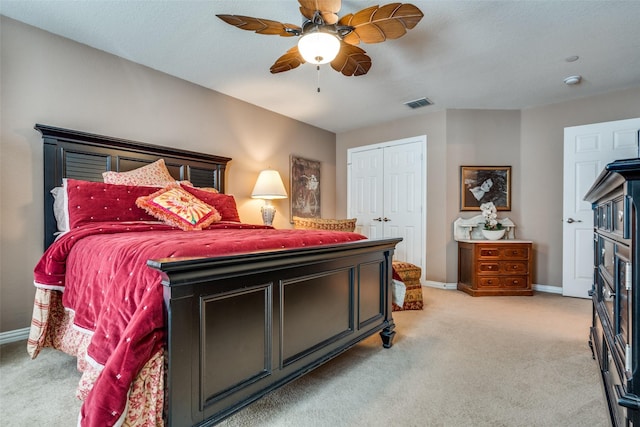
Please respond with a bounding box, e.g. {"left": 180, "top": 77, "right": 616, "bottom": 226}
{"left": 383, "top": 143, "right": 423, "bottom": 265}
{"left": 348, "top": 137, "right": 426, "bottom": 277}
{"left": 349, "top": 148, "right": 384, "bottom": 239}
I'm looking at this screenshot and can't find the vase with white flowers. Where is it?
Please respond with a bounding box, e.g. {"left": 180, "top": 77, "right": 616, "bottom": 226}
{"left": 480, "top": 201, "right": 505, "bottom": 240}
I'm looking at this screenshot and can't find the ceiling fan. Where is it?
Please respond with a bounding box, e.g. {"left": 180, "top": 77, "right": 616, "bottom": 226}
{"left": 217, "top": 1, "right": 424, "bottom": 77}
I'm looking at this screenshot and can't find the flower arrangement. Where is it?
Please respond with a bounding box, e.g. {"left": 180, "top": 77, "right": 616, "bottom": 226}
{"left": 480, "top": 202, "right": 503, "bottom": 230}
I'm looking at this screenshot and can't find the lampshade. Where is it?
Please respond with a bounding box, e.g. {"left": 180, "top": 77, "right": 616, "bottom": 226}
{"left": 251, "top": 169, "right": 288, "bottom": 200}
{"left": 297, "top": 32, "right": 340, "bottom": 65}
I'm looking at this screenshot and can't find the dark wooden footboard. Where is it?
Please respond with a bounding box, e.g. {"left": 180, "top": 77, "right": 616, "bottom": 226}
{"left": 149, "top": 237, "right": 401, "bottom": 426}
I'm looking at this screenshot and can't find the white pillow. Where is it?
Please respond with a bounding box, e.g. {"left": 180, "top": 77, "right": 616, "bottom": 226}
{"left": 51, "top": 185, "right": 69, "bottom": 233}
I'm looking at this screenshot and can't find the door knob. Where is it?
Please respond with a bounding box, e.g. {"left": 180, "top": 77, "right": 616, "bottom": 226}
{"left": 566, "top": 218, "right": 582, "bottom": 223}
{"left": 373, "top": 217, "right": 382, "bottom": 222}
{"left": 383, "top": 217, "right": 391, "bottom": 222}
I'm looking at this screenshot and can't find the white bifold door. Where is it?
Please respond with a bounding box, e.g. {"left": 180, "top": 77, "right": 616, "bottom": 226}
{"left": 348, "top": 136, "right": 426, "bottom": 280}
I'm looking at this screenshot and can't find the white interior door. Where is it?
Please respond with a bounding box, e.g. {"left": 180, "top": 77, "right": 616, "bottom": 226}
{"left": 563, "top": 118, "right": 640, "bottom": 298}
{"left": 348, "top": 136, "right": 426, "bottom": 279}
{"left": 383, "top": 142, "right": 424, "bottom": 265}
{"left": 349, "top": 148, "right": 384, "bottom": 239}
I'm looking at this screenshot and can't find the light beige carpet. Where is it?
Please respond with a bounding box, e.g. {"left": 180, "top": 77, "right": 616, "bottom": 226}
{"left": 0, "top": 287, "right": 609, "bottom": 426}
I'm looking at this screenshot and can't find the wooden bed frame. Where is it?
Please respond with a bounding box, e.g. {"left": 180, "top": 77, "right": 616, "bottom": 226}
{"left": 37, "top": 124, "right": 401, "bottom": 426}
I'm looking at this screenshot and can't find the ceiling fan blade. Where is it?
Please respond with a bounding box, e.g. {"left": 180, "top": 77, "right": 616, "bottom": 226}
{"left": 298, "top": 0, "right": 341, "bottom": 25}
{"left": 338, "top": 3, "right": 423, "bottom": 45}
{"left": 330, "top": 42, "right": 371, "bottom": 76}
{"left": 217, "top": 14, "right": 301, "bottom": 37}
{"left": 270, "top": 46, "right": 306, "bottom": 74}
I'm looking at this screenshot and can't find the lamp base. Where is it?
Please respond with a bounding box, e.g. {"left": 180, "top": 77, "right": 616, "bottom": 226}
{"left": 261, "top": 203, "right": 276, "bottom": 226}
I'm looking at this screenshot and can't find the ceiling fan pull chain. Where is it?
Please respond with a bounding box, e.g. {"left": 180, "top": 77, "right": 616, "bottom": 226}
{"left": 317, "top": 65, "right": 321, "bottom": 93}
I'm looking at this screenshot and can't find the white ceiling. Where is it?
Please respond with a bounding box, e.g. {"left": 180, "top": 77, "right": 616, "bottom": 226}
{"left": 2, "top": 1, "right": 640, "bottom": 133}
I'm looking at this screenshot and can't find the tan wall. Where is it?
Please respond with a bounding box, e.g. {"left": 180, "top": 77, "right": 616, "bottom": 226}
{"left": 520, "top": 90, "right": 640, "bottom": 286}
{"left": 0, "top": 17, "right": 336, "bottom": 332}
{"left": 337, "top": 91, "right": 640, "bottom": 287}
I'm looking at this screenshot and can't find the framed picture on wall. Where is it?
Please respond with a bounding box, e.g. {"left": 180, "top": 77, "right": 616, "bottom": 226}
{"left": 460, "top": 166, "right": 511, "bottom": 211}
{"left": 290, "top": 155, "right": 321, "bottom": 221}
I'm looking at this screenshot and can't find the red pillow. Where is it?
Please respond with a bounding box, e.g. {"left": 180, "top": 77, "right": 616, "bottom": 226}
{"left": 180, "top": 184, "right": 241, "bottom": 222}
{"left": 65, "top": 178, "right": 159, "bottom": 229}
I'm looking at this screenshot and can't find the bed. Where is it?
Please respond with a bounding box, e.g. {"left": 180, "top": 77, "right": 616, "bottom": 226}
{"left": 28, "top": 124, "right": 401, "bottom": 426}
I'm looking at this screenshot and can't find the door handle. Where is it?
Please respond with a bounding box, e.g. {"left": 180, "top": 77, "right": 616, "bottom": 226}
{"left": 566, "top": 218, "right": 582, "bottom": 223}
{"left": 373, "top": 217, "right": 382, "bottom": 222}
{"left": 383, "top": 217, "right": 391, "bottom": 222}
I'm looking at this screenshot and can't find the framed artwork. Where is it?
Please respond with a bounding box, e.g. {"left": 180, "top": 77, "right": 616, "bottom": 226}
{"left": 460, "top": 166, "right": 511, "bottom": 211}
{"left": 290, "top": 155, "right": 321, "bottom": 220}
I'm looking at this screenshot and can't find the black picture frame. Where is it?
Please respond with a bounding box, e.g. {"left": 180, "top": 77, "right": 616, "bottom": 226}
{"left": 460, "top": 166, "right": 511, "bottom": 211}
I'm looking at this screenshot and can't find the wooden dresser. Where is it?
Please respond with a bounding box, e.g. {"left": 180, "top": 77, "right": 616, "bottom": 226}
{"left": 457, "top": 240, "right": 533, "bottom": 296}
{"left": 585, "top": 158, "right": 640, "bottom": 426}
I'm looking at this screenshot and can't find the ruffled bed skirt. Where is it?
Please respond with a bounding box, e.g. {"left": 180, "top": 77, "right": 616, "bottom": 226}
{"left": 27, "top": 288, "right": 165, "bottom": 426}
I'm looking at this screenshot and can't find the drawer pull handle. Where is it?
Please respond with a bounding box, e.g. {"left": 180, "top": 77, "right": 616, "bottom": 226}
{"left": 513, "top": 280, "right": 519, "bottom": 284}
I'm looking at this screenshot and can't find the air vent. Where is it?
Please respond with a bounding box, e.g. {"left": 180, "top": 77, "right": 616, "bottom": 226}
{"left": 404, "top": 97, "right": 433, "bottom": 109}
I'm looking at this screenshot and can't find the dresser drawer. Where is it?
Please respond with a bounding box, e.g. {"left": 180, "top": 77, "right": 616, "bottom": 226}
{"left": 599, "top": 238, "right": 615, "bottom": 281}
{"left": 502, "top": 276, "right": 528, "bottom": 288}
{"left": 477, "top": 262, "right": 500, "bottom": 273}
{"left": 477, "top": 247, "right": 500, "bottom": 258}
{"left": 477, "top": 245, "right": 530, "bottom": 260}
{"left": 611, "top": 195, "right": 627, "bottom": 238}
{"left": 477, "top": 276, "right": 528, "bottom": 288}
{"left": 477, "top": 261, "right": 528, "bottom": 275}
{"left": 501, "top": 247, "right": 530, "bottom": 259}
{"left": 503, "top": 261, "right": 528, "bottom": 274}
{"left": 477, "top": 276, "right": 501, "bottom": 287}
{"left": 597, "top": 202, "right": 612, "bottom": 231}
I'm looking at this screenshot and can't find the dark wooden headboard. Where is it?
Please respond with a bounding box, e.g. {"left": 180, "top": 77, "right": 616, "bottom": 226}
{"left": 37, "top": 124, "right": 232, "bottom": 249}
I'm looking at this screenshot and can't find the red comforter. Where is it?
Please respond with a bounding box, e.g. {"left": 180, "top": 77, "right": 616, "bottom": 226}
{"left": 34, "top": 221, "right": 367, "bottom": 426}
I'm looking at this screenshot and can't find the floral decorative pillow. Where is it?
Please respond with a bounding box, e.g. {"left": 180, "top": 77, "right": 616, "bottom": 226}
{"left": 103, "top": 159, "right": 176, "bottom": 186}
{"left": 136, "top": 184, "right": 221, "bottom": 231}
{"left": 180, "top": 184, "right": 241, "bottom": 222}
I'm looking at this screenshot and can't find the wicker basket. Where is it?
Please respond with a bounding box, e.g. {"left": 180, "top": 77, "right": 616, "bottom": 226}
{"left": 292, "top": 216, "right": 357, "bottom": 232}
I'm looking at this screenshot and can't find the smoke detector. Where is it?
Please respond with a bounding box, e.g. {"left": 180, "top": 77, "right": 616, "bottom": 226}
{"left": 564, "top": 75, "right": 582, "bottom": 85}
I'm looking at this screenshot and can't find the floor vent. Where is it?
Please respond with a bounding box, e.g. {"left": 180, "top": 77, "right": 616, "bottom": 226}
{"left": 404, "top": 97, "right": 433, "bottom": 109}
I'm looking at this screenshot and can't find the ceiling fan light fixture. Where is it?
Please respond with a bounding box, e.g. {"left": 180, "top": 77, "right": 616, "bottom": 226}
{"left": 298, "top": 32, "right": 340, "bottom": 65}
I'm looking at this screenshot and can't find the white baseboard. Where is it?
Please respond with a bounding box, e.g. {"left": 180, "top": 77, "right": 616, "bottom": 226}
{"left": 532, "top": 284, "right": 563, "bottom": 294}
{"left": 0, "top": 327, "right": 30, "bottom": 345}
{"left": 423, "top": 281, "right": 458, "bottom": 290}
{"left": 423, "top": 281, "right": 563, "bottom": 294}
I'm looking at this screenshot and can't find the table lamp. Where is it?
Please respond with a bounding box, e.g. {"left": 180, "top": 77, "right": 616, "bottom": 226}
{"left": 251, "top": 169, "right": 288, "bottom": 226}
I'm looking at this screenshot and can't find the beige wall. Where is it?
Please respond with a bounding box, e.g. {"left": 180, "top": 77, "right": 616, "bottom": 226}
{"left": 337, "top": 91, "right": 640, "bottom": 286}
{"left": 0, "top": 17, "right": 336, "bottom": 332}
{"left": 520, "top": 89, "right": 640, "bottom": 286}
